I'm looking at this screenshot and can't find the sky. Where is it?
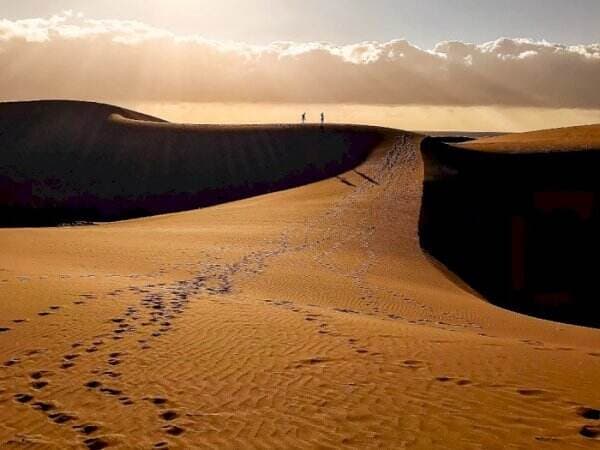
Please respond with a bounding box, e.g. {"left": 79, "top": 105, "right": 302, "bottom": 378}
{"left": 1, "top": 1, "right": 600, "bottom": 130}
{"left": 3, "top": 0, "right": 600, "bottom": 48}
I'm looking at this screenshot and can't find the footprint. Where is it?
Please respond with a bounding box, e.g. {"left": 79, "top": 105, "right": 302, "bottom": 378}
{"left": 49, "top": 412, "right": 76, "bottom": 424}
{"left": 119, "top": 396, "right": 134, "bottom": 406}
{"left": 14, "top": 393, "right": 34, "bottom": 403}
{"left": 85, "top": 381, "right": 102, "bottom": 389}
{"left": 102, "top": 371, "right": 121, "bottom": 379}
{"left": 73, "top": 423, "right": 100, "bottom": 435}
{"left": 160, "top": 410, "right": 178, "bottom": 421}
{"left": 162, "top": 425, "right": 185, "bottom": 436}
{"left": 580, "top": 425, "right": 599, "bottom": 439}
{"left": 402, "top": 360, "right": 424, "bottom": 369}
{"left": 12, "top": 319, "right": 27, "bottom": 324}
{"left": 577, "top": 407, "right": 600, "bottom": 420}
{"left": 38, "top": 311, "right": 51, "bottom": 317}
{"left": 61, "top": 362, "right": 76, "bottom": 369}
{"left": 0, "top": 327, "right": 11, "bottom": 333}
{"left": 30, "top": 370, "right": 51, "bottom": 380}
{"left": 84, "top": 437, "right": 110, "bottom": 450}
{"left": 32, "top": 401, "right": 56, "bottom": 412}
{"left": 99, "top": 387, "right": 122, "bottom": 396}
{"left": 49, "top": 306, "right": 61, "bottom": 311}
{"left": 435, "top": 376, "right": 454, "bottom": 382}
{"left": 298, "top": 357, "right": 330, "bottom": 366}
{"left": 4, "top": 358, "right": 20, "bottom": 367}
{"left": 146, "top": 396, "right": 168, "bottom": 406}
{"left": 154, "top": 442, "right": 169, "bottom": 449}
{"left": 63, "top": 354, "right": 80, "bottom": 361}
{"left": 517, "top": 389, "right": 545, "bottom": 396}
{"left": 31, "top": 381, "right": 49, "bottom": 390}
{"left": 456, "top": 379, "right": 472, "bottom": 386}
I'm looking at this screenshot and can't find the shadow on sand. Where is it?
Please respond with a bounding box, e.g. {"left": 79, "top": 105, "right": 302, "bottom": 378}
{"left": 0, "top": 101, "right": 386, "bottom": 227}
{"left": 419, "top": 136, "right": 600, "bottom": 328}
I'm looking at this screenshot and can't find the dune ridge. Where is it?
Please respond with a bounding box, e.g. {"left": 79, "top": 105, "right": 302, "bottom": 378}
{"left": 0, "top": 100, "right": 384, "bottom": 226}
{"left": 420, "top": 125, "right": 600, "bottom": 327}
{"left": 456, "top": 123, "right": 600, "bottom": 153}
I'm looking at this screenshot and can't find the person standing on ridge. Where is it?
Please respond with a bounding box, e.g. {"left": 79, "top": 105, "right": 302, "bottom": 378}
{"left": 320, "top": 112, "right": 325, "bottom": 126}
{"left": 302, "top": 112, "right": 306, "bottom": 124}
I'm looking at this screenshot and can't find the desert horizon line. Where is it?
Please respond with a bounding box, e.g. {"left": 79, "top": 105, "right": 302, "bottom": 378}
{"left": 6, "top": 98, "right": 600, "bottom": 133}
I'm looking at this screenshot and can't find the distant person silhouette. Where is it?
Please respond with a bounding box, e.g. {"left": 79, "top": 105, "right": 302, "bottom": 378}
{"left": 320, "top": 112, "right": 325, "bottom": 127}
{"left": 302, "top": 112, "right": 306, "bottom": 124}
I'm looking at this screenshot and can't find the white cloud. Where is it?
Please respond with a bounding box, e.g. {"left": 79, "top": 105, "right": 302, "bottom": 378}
{"left": 0, "top": 12, "right": 598, "bottom": 107}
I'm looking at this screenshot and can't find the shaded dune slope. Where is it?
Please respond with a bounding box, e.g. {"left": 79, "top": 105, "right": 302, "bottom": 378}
{"left": 420, "top": 124, "right": 600, "bottom": 327}
{"left": 0, "top": 101, "right": 384, "bottom": 226}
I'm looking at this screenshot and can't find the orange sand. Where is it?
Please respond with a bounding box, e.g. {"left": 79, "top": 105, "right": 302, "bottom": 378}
{"left": 0, "top": 119, "right": 599, "bottom": 449}
{"left": 458, "top": 124, "right": 600, "bottom": 153}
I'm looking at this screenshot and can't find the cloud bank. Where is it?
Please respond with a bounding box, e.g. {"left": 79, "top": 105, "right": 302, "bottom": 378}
{"left": 1, "top": 12, "right": 599, "bottom": 107}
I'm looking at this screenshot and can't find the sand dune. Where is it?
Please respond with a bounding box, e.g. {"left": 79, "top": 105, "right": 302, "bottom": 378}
{"left": 457, "top": 124, "right": 600, "bottom": 153}
{"left": 420, "top": 125, "right": 600, "bottom": 327}
{"left": 0, "top": 104, "right": 599, "bottom": 449}
{"left": 0, "top": 101, "right": 382, "bottom": 226}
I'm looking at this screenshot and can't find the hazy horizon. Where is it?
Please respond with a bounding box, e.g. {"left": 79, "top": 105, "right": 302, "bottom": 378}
{"left": 114, "top": 102, "right": 600, "bottom": 133}
{"left": 1, "top": 4, "right": 599, "bottom": 131}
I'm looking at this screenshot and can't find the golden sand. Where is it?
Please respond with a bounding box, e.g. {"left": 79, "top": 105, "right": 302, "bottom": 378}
{"left": 458, "top": 124, "right": 600, "bottom": 153}
{"left": 0, "top": 116, "right": 599, "bottom": 448}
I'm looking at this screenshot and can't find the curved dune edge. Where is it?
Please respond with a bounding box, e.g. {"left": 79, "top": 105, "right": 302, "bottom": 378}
{"left": 420, "top": 124, "right": 600, "bottom": 328}
{"left": 456, "top": 123, "right": 600, "bottom": 153}
{"left": 0, "top": 101, "right": 387, "bottom": 226}
{"left": 0, "top": 105, "right": 599, "bottom": 448}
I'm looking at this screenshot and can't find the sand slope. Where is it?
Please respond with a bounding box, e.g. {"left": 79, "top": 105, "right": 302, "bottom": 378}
{"left": 0, "top": 111, "right": 599, "bottom": 448}
{"left": 0, "top": 101, "right": 382, "bottom": 226}
{"left": 420, "top": 126, "right": 600, "bottom": 327}
{"left": 457, "top": 123, "right": 600, "bottom": 153}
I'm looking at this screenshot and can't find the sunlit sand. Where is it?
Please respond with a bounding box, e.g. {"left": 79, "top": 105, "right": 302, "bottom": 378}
{"left": 0, "top": 101, "right": 598, "bottom": 448}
